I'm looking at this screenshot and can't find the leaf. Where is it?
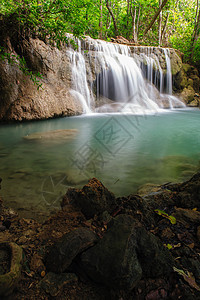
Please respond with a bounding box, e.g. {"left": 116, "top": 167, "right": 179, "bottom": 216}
{"left": 154, "top": 209, "right": 176, "bottom": 225}
{"left": 164, "top": 243, "right": 173, "bottom": 250}
{"left": 173, "top": 267, "right": 200, "bottom": 291}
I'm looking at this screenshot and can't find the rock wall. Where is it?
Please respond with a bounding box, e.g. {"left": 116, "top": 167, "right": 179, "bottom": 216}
{"left": 0, "top": 38, "right": 83, "bottom": 121}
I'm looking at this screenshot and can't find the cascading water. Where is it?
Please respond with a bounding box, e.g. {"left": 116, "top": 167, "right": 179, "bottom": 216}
{"left": 160, "top": 48, "right": 185, "bottom": 109}
{"left": 67, "top": 36, "right": 185, "bottom": 114}
{"left": 67, "top": 38, "right": 93, "bottom": 113}
{"left": 163, "top": 48, "right": 172, "bottom": 94}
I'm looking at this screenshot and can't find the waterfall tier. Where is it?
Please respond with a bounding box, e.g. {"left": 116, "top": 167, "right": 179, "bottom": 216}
{"left": 67, "top": 36, "right": 185, "bottom": 114}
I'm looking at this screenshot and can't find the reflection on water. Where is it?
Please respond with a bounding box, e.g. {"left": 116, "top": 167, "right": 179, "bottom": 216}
{"left": 0, "top": 108, "right": 200, "bottom": 221}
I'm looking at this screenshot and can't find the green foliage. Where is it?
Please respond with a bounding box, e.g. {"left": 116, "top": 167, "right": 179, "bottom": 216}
{"left": 168, "top": 0, "right": 197, "bottom": 61}
{"left": 0, "top": 0, "right": 200, "bottom": 67}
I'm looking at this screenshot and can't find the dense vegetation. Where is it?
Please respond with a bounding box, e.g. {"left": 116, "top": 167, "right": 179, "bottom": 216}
{"left": 0, "top": 0, "right": 200, "bottom": 66}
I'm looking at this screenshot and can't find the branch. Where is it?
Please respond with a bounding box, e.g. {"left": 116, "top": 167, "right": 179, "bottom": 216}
{"left": 144, "top": 0, "right": 168, "bottom": 36}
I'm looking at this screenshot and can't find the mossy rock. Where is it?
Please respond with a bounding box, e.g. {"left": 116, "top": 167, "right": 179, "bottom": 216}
{"left": 180, "top": 86, "right": 195, "bottom": 103}
{"left": 182, "top": 63, "right": 192, "bottom": 74}
{"left": 190, "top": 75, "right": 200, "bottom": 93}
{"left": 0, "top": 242, "right": 23, "bottom": 296}
{"left": 170, "top": 50, "right": 182, "bottom": 76}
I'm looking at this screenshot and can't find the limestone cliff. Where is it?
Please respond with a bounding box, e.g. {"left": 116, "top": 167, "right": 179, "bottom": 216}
{"left": 0, "top": 38, "right": 83, "bottom": 121}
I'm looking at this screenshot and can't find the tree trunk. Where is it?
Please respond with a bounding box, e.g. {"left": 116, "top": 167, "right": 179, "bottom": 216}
{"left": 133, "top": 8, "right": 137, "bottom": 42}
{"left": 106, "top": 0, "right": 118, "bottom": 36}
{"left": 190, "top": 6, "right": 200, "bottom": 60}
{"left": 158, "top": 0, "right": 162, "bottom": 46}
{"left": 99, "top": 0, "right": 103, "bottom": 39}
{"left": 195, "top": 0, "right": 199, "bottom": 25}
{"left": 126, "top": 0, "right": 130, "bottom": 38}
{"left": 161, "top": 11, "right": 169, "bottom": 43}
{"left": 136, "top": 6, "right": 140, "bottom": 39}
{"left": 144, "top": 0, "right": 168, "bottom": 35}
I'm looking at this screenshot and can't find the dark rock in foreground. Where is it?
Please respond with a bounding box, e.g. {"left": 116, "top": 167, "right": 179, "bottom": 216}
{"left": 39, "top": 272, "right": 78, "bottom": 297}
{"left": 45, "top": 227, "right": 98, "bottom": 273}
{"left": 80, "top": 214, "right": 174, "bottom": 290}
{"left": 62, "top": 178, "right": 116, "bottom": 219}
{"left": 166, "top": 172, "right": 200, "bottom": 208}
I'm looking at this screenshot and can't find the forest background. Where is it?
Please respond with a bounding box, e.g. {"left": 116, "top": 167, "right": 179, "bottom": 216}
{"left": 0, "top": 0, "right": 200, "bottom": 67}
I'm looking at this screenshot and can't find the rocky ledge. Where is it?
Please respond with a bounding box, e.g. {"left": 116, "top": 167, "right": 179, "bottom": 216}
{"left": 1, "top": 174, "right": 200, "bottom": 299}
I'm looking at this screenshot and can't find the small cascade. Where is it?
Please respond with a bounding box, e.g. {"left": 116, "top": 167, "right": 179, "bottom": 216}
{"left": 66, "top": 36, "right": 185, "bottom": 114}
{"left": 67, "top": 38, "right": 92, "bottom": 113}
{"left": 163, "top": 48, "right": 172, "bottom": 94}
{"left": 135, "top": 47, "right": 164, "bottom": 94}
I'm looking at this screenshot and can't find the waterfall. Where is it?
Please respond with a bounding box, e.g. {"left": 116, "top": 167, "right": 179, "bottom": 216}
{"left": 163, "top": 48, "right": 172, "bottom": 94}
{"left": 67, "top": 36, "right": 185, "bottom": 114}
{"left": 67, "top": 38, "right": 93, "bottom": 113}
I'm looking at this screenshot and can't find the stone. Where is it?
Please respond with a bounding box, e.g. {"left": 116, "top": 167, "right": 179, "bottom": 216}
{"left": 80, "top": 214, "right": 174, "bottom": 290}
{"left": 190, "top": 75, "right": 200, "bottom": 93}
{"left": 167, "top": 172, "right": 200, "bottom": 209}
{"left": 116, "top": 194, "right": 156, "bottom": 227}
{"left": 45, "top": 227, "right": 98, "bottom": 273}
{"left": 182, "top": 64, "right": 192, "bottom": 74}
{"left": 188, "top": 99, "right": 199, "bottom": 107}
{"left": 173, "top": 208, "right": 200, "bottom": 224}
{"left": 180, "top": 86, "right": 195, "bottom": 103}
{"left": 173, "top": 70, "right": 187, "bottom": 91}
{"left": 0, "top": 242, "right": 23, "bottom": 297}
{"left": 39, "top": 272, "right": 78, "bottom": 297}
{"left": 170, "top": 50, "right": 182, "bottom": 76}
{"left": 187, "top": 78, "right": 194, "bottom": 88}
{"left": 62, "top": 178, "right": 116, "bottom": 219}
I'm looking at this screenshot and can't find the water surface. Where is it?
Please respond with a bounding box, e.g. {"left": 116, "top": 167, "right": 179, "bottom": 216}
{"left": 0, "top": 108, "right": 200, "bottom": 220}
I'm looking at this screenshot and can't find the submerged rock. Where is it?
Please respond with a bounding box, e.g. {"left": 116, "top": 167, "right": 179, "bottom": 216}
{"left": 24, "top": 129, "right": 78, "bottom": 142}
{"left": 62, "top": 178, "right": 116, "bottom": 219}
{"left": 45, "top": 227, "right": 98, "bottom": 273}
{"left": 80, "top": 214, "right": 174, "bottom": 290}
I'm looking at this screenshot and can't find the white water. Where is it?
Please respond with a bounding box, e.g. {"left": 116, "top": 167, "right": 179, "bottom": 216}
{"left": 163, "top": 48, "right": 172, "bottom": 94}
{"left": 67, "top": 36, "right": 185, "bottom": 114}
{"left": 68, "top": 38, "right": 93, "bottom": 113}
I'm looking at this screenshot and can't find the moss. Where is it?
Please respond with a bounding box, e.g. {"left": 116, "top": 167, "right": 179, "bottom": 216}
{"left": 0, "top": 242, "right": 23, "bottom": 296}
